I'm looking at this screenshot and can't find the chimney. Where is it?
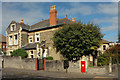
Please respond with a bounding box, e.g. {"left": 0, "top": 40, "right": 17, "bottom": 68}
{"left": 20, "top": 19, "right": 24, "bottom": 24}
{"left": 72, "top": 18, "right": 75, "bottom": 22}
{"left": 49, "top": 5, "right": 57, "bottom": 26}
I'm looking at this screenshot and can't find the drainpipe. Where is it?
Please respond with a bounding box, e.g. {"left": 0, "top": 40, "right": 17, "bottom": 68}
{"left": 27, "top": 32, "right": 28, "bottom": 43}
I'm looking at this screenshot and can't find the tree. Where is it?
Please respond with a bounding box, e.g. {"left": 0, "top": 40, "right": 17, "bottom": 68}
{"left": 52, "top": 22, "right": 103, "bottom": 61}
{"left": 119, "top": 33, "right": 120, "bottom": 42}
{"left": 11, "top": 48, "right": 28, "bottom": 59}
{"left": 98, "top": 45, "right": 120, "bottom": 66}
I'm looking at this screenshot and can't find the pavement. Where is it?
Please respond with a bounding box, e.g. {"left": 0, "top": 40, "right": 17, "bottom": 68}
{"left": 1, "top": 68, "right": 119, "bottom": 80}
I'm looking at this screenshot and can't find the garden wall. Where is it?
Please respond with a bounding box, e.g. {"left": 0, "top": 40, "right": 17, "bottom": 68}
{"left": 3, "top": 56, "right": 36, "bottom": 70}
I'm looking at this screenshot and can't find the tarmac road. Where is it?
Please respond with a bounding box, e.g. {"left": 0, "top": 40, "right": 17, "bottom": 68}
{"left": 1, "top": 68, "right": 119, "bottom": 80}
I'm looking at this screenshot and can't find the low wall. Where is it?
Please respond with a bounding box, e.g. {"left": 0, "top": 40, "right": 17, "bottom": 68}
{"left": 87, "top": 67, "right": 108, "bottom": 74}
{"left": 3, "top": 56, "right": 36, "bottom": 70}
{"left": 45, "top": 60, "right": 110, "bottom": 75}
{"left": 46, "top": 60, "right": 64, "bottom": 72}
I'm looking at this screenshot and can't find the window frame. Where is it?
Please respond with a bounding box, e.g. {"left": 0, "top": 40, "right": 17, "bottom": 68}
{"left": 11, "top": 24, "right": 16, "bottom": 31}
{"left": 14, "top": 34, "right": 18, "bottom": 45}
{"left": 29, "top": 37, "right": 33, "bottom": 43}
{"left": 9, "top": 36, "right": 13, "bottom": 45}
{"left": 35, "top": 33, "right": 40, "bottom": 42}
{"left": 103, "top": 45, "right": 106, "bottom": 50}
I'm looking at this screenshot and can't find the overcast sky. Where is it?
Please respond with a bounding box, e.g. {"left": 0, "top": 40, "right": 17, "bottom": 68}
{"left": 1, "top": 2, "right": 118, "bottom": 42}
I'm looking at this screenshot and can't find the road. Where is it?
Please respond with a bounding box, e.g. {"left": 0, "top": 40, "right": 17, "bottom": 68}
{"left": 1, "top": 68, "right": 119, "bottom": 80}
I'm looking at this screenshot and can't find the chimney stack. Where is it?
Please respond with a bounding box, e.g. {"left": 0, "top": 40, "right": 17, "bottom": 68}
{"left": 49, "top": 5, "right": 57, "bottom": 26}
{"left": 72, "top": 18, "right": 75, "bottom": 22}
{"left": 20, "top": 19, "right": 24, "bottom": 24}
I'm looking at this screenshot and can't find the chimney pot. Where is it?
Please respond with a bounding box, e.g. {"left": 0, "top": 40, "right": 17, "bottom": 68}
{"left": 20, "top": 19, "right": 24, "bottom": 24}
{"left": 72, "top": 18, "right": 75, "bottom": 22}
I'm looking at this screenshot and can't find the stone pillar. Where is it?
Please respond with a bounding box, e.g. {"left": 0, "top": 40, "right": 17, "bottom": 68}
{"left": 109, "top": 57, "right": 112, "bottom": 73}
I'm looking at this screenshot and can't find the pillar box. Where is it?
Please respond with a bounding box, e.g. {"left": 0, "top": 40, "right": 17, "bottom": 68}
{"left": 80, "top": 55, "right": 87, "bottom": 73}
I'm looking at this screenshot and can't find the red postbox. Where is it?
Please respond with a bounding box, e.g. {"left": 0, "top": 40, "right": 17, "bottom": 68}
{"left": 81, "top": 61, "right": 86, "bottom": 73}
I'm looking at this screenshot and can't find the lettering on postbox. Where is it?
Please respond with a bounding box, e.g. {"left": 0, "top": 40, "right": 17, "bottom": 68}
{"left": 81, "top": 61, "right": 85, "bottom": 73}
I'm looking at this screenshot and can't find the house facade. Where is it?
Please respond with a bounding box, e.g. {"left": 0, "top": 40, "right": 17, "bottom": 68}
{"left": 6, "top": 5, "right": 75, "bottom": 60}
{"left": 6, "top": 5, "right": 112, "bottom": 62}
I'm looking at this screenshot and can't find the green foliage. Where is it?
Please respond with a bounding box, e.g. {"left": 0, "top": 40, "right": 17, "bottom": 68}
{"left": 98, "top": 45, "right": 120, "bottom": 66}
{"left": 98, "top": 53, "right": 110, "bottom": 66}
{"left": 119, "top": 33, "right": 120, "bottom": 42}
{"left": 11, "top": 48, "right": 28, "bottom": 59}
{"left": 42, "top": 56, "right": 53, "bottom": 60}
{"left": 88, "top": 65, "right": 94, "bottom": 67}
{"left": 52, "top": 22, "right": 103, "bottom": 61}
{"left": 46, "top": 56, "right": 53, "bottom": 60}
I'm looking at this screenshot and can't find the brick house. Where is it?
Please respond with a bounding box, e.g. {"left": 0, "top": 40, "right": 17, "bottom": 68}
{"left": 6, "top": 5, "right": 75, "bottom": 60}
{"left": 0, "top": 34, "right": 7, "bottom": 52}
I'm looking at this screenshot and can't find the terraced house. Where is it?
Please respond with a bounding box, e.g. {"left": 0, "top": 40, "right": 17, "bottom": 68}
{"left": 6, "top": 5, "right": 75, "bottom": 60}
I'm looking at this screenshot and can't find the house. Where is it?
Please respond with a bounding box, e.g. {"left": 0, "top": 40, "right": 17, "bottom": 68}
{"left": 89, "top": 39, "right": 110, "bottom": 66}
{"left": 116, "top": 41, "right": 120, "bottom": 45}
{"left": 6, "top": 5, "right": 75, "bottom": 60}
{"left": 0, "top": 34, "right": 7, "bottom": 52}
{"left": 98, "top": 39, "right": 110, "bottom": 54}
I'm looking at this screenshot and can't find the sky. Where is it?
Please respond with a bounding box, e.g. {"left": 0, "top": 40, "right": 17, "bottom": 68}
{"left": 1, "top": 2, "right": 118, "bottom": 42}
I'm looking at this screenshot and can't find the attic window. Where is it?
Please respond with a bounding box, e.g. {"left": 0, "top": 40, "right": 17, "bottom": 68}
{"left": 103, "top": 45, "right": 106, "bottom": 50}
{"left": 11, "top": 24, "right": 16, "bottom": 31}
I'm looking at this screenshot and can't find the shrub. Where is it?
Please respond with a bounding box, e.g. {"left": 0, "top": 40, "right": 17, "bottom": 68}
{"left": 46, "top": 56, "right": 53, "bottom": 60}
{"left": 11, "top": 48, "right": 28, "bottom": 59}
{"left": 97, "top": 53, "right": 110, "bottom": 66}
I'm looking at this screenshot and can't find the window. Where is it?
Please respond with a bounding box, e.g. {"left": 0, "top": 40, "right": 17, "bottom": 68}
{"left": 9, "top": 36, "right": 13, "bottom": 45}
{"left": 36, "top": 33, "right": 39, "bottom": 42}
{"left": 2, "top": 46, "right": 4, "bottom": 48}
{"left": 30, "top": 51, "right": 33, "bottom": 58}
{"left": 14, "top": 35, "right": 18, "bottom": 45}
{"left": 10, "top": 51, "right": 12, "bottom": 55}
{"left": 11, "top": 24, "right": 15, "bottom": 31}
{"left": 103, "top": 45, "right": 106, "bottom": 50}
{"left": 29, "top": 37, "right": 33, "bottom": 43}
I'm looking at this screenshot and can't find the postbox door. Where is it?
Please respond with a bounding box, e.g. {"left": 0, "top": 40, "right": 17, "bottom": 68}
{"left": 81, "top": 61, "right": 85, "bottom": 73}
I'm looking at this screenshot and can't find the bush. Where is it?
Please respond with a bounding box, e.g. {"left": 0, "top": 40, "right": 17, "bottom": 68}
{"left": 42, "top": 56, "right": 53, "bottom": 60}
{"left": 11, "top": 48, "right": 28, "bottom": 59}
{"left": 46, "top": 56, "right": 53, "bottom": 60}
{"left": 97, "top": 53, "right": 110, "bottom": 66}
{"left": 88, "top": 65, "right": 94, "bottom": 67}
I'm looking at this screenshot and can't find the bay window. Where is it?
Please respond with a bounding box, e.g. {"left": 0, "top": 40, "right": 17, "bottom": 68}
{"left": 9, "top": 36, "right": 13, "bottom": 45}
{"left": 14, "top": 35, "right": 18, "bottom": 45}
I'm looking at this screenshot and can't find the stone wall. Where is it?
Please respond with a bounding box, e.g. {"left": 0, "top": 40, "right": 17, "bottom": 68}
{"left": 46, "top": 60, "right": 65, "bottom": 72}
{"left": 45, "top": 60, "right": 110, "bottom": 75}
{"left": 3, "top": 56, "right": 36, "bottom": 70}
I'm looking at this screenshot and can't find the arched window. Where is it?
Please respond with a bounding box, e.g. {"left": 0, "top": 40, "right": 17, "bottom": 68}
{"left": 103, "top": 45, "right": 106, "bottom": 50}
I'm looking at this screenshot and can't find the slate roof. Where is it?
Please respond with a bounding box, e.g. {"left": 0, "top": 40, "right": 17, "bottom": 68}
{"left": 102, "top": 39, "right": 109, "bottom": 44}
{"left": 21, "top": 18, "right": 75, "bottom": 31}
{"left": 0, "top": 34, "right": 6, "bottom": 43}
{"left": 22, "top": 41, "right": 46, "bottom": 50}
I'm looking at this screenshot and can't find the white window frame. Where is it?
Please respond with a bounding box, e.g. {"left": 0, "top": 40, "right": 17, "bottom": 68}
{"left": 29, "top": 37, "right": 33, "bottom": 43}
{"left": 35, "top": 33, "right": 39, "bottom": 42}
{"left": 9, "top": 36, "right": 13, "bottom": 45}
{"left": 11, "top": 24, "right": 16, "bottom": 31}
{"left": 103, "top": 45, "right": 106, "bottom": 51}
{"left": 14, "top": 35, "right": 18, "bottom": 45}
{"left": 30, "top": 51, "right": 34, "bottom": 58}
{"left": 3, "top": 46, "right": 4, "bottom": 48}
